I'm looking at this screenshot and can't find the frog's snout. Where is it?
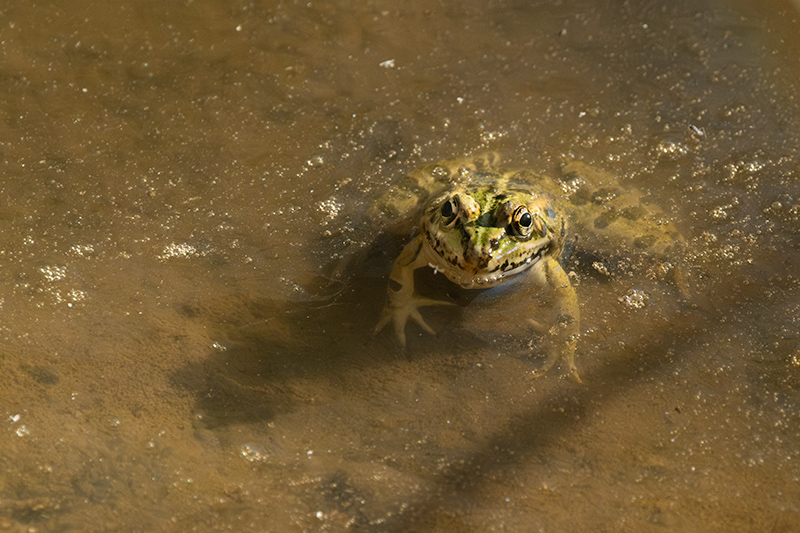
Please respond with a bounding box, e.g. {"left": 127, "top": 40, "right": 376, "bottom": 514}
{"left": 463, "top": 244, "right": 494, "bottom": 271}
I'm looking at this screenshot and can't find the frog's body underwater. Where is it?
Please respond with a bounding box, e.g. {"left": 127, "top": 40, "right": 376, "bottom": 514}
{"left": 373, "top": 153, "right": 685, "bottom": 382}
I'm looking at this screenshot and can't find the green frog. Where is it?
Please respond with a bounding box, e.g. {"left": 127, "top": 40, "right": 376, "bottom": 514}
{"left": 373, "top": 154, "right": 685, "bottom": 382}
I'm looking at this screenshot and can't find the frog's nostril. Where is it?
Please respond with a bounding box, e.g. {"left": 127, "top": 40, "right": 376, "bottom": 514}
{"left": 489, "top": 238, "right": 500, "bottom": 249}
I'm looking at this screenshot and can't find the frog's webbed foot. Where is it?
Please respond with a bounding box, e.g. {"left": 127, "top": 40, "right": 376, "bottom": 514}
{"left": 374, "top": 297, "right": 454, "bottom": 348}
{"left": 530, "top": 320, "right": 583, "bottom": 383}
{"left": 528, "top": 318, "right": 581, "bottom": 383}
{"left": 374, "top": 237, "right": 456, "bottom": 348}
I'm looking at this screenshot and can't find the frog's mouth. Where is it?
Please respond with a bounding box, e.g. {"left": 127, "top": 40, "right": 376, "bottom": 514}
{"left": 421, "top": 237, "right": 548, "bottom": 289}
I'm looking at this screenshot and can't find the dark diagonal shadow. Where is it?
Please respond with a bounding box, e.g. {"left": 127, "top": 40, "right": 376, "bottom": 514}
{"left": 171, "top": 233, "right": 723, "bottom": 530}
{"left": 371, "top": 308, "right": 711, "bottom": 532}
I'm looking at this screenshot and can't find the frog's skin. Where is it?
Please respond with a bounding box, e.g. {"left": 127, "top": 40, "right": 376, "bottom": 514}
{"left": 374, "top": 154, "right": 685, "bottom": 382}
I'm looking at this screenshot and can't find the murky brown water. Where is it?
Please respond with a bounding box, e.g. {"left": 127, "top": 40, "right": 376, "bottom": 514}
{"left": 2, "top": 0, "right": 799, "bottom": 531}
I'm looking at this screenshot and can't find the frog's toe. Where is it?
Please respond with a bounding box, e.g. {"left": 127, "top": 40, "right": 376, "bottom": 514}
{"left": 407, "top": 307, "right": 434, "bottom": 335}
{"left": 564, "top": 364, "right": 582, "bottom": 383}
{"left": 528, "top": 355, "right": 558, "bottom": 380}
{"left": 374, "top": 310, "right": 392, "bottom": 336}
{"left": 528, "top": 339, "right": 582, "bottom": 383}
{"left": 528, "top": 318, "right": 549, "bottom": 334}
{"left": 529, "top": 362, "right": 582, "bottom": 383}
{"left": 375, "top": 297, "right": 454, "bottom": 348}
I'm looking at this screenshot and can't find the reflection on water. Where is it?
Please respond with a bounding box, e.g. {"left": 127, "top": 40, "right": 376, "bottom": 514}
{"left": 1, "top": 0, "right": 799, "bottom": 530}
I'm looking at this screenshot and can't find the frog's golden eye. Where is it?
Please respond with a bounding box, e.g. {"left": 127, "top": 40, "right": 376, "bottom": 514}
{"left": 509, "top": 205, "right": 535, "bottom": 238}
{"left": 440, "top": 197, "right": 459, "bottom": 227}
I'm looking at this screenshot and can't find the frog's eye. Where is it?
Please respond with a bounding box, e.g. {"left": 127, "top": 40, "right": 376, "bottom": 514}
{"left": 440, "top": 197, "right": 459, "bottom": 227}
{"left": 509, "top": 205, "right": 539, "bottom": 238}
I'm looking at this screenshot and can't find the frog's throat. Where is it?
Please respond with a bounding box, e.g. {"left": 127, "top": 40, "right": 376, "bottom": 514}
{"left": 420, "top": 238, "right": 548, "bottom": 289}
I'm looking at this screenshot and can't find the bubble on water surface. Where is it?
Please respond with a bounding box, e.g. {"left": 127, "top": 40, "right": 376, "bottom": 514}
{"left": 240, "top": 443, "right": 268, "bottom": 463}
{"left": 68, "top": 244, "right": 96, "bottom": 257}
{"left": 317, "top": 197, "right": 343, "bottom": 222}
{"left": 653, "top": 139, "right": 689, "bottom": 158}
{"left": 618, "top": 288, "right": 649, "bottom": 309}
{"left": 40, "top": 265, "right": 68, "bottom": 282}
{"left": 159, "top": 243, "right": 198, "bottom": 259}
{"left": 592, "top": 261, "right": 610, "bottom": 276}
{"left": 52, "top": 288, "right": 87, "bottom": 307}
{"left": 307, "top": 154, "right": 325, "bottom": 167}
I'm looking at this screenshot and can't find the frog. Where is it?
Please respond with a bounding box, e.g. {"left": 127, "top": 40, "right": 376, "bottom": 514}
{"left": 373, "top": 153, "right": 686, "bottom": 382}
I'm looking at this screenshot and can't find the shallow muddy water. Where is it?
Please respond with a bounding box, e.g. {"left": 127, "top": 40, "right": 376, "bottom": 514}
{"left": 1, "top": 0, "right": 799, "bottom": 531}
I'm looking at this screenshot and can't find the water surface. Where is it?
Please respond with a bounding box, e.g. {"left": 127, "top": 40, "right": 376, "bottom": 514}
{"left": 1, "top": 0, "right": 799, "bottom": 531}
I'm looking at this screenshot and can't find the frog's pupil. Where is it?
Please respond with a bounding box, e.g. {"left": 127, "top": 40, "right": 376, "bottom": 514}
{"left": 520, "top": 212, "right": 532, "bottom": 227}
{"left": 441, "top": 200, "right": 454, "bottom": 218}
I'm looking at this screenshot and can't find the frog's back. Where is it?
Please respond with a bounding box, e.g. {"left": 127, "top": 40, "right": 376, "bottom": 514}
{"left": 559, "top": 160, "right": 684, "bottom": 259}
{"left": 373, "top": 154, "right": 498, "bottom": 225}
{"left": 373, "top": 153, "right": 685, "bottom": 276}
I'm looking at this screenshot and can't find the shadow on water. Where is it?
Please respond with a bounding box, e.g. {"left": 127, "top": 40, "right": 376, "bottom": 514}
{"left": 172, "top": 280, "right": 720, "bottom": 526}
{"left": 170, "top": 271, "right": 491, "bottom": 429}
{"left": 376, "top": 326, "right": 705, "bottom": 532}
{"left": 166, "top": 228, "right": 760, "bottom": 528}
{"left": 375, "top": 291, "right": 800, "bottom": 532}
{"left": 169, "top": 229, "right": 405, "bottom": 426}
{"left": 168, "top": 235, "right": 648, "bottom": 428}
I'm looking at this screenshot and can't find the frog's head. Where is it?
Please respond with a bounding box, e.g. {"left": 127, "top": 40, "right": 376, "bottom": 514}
{"left": 420, "top": 186, "right": 565, "bottom": 289}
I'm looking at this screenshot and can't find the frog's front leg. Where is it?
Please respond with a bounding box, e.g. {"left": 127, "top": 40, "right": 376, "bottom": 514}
{"left": 528, "top": 257, "right": 581, "bottom": 382}
{"left": 374, "top": 237, "right": 454, "bottom": 347}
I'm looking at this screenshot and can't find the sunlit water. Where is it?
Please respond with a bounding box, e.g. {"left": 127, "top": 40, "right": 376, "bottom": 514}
{"left": 1, "top": 0, "right": 799, "bottom": 531}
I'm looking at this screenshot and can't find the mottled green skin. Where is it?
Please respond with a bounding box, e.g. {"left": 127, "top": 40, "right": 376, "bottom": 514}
{"left": 374, "top": 154, "right": 685, "bottom": 381}
{"left": 418, "top": 178, "right": 567, "bottom": 289}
